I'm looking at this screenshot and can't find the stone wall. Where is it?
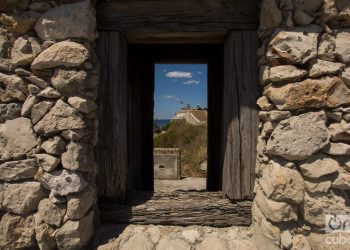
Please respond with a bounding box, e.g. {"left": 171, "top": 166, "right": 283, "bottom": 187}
{"left": 0, "top": 0, "right": 99, "bottom": 249}
{"left": 255, "top": 0, "right": 350, "bottom": 249}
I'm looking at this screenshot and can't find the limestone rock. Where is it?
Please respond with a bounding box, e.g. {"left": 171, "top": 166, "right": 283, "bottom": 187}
{"left": 55, "top": 211, "right": 94, "bottom": 250}
{"left": 0, "top": 214, "right": 35, "bottom": 249}
{"left": 34, "top": 100, "right": 87, "bottom": 136}
{"left": 38, "top": 87, "right": 61, "bottom": 99}
{"left": 0, "top": 33, "right": 10, "bottom": 58}
{"left": 157, "top": 238, "right": 190, "bottom": 250}
{"left": 35, "top": 0, "right": 96, "bottom": 41}
{"left": 0, "top": 159, "right": 37, "bottom": 181}
{"left": 259, "top": 0, "right": 282, "bottom": 31}
{"left": 41, "top": 169, "right": 87, "bottom": 196}
{"left": 326, "top": 111, "right": 342, "bottom": 122}
{"left": 336, "top": 30, "right": 350, "bottom": 63}
{"left": 294, "top": 0, "right": 323, "bottom": 15}
{"left": 281, "top": 230, "right": 293, "bottom": 249}
{"left": 259, "top": 110, "right": 291, "bottom": 122}
{"left": 34, "top": 220, "right": 56, "bottom": 250}
{"left": 253, "top": 223, "right": 280, "bottom": 250}
{"left": 259, "top": 65, "right": 270, "bottom": 85}
{"left": 61, "top": 142, "right": 96, "bottom": 172}
{"left": 2, "top": 182, "right": 45, "bottom": 215}
{"left": 261, "top": 121, "right": 274, "bottom": 139}
{"left": 304, "top": 177, "right": 332, "bottom": 194}
{"left": 293, "top": 10, "right": 315, "bottom": 26}
{"left": 21, "top": 95, "right": 38, "bottom": 117}
{"left": 68, "top": 96, "right": 97, "bottom": 113}
{"left": 31, "top": 101, "right": 54, "bottom": 124}
{"left": 182, "top": 229, "right": 200, "bottom": 243}
{"left": 25, "top": 74, "right": 49, "bottom": 89}
{"left": 299, "top": 153, "right": 340, "bottom": 178}
{"left": 266, "top": 77, "right": 350, "bottom": 110}
{"left": 41, "top": 136, "right": 66, "bottom": 155}
{"left": 0, "top": 117, "right": 37, "bottom": 161}
{"left": 331, "top": 167, "right": 350, "bottom": 190}
{"left": 0, "top": 73, "right": 27, "bottom": 102}
{"left": 67, "top": 184, "right": 96, "bottom": 220}
{"left": 61, "top": 129, "right": 89, "bottom": 141}
{"left": 11, "top": 36, "right": 34, "bottom": 66}
{"left": 31, "top": 41, "right": 89, "bottom": 69}
{"left": 309, "top": 59, "right": 344, "bottom": 77}
{"left": 197, "top": 238, "right": 228, "bottom": 250}
{"left": 0, "top": 11, "right": 40, "bottom": 34}
{"left": 339, "top": 4, "right": 350, "bottom": 27}
{"left": 318, "top": 33, "right": 336, "bottom": 61}
{"left": 322, "top": 0, "right": 339, "bottom": 23}
{"left": 323, "top": 142, "right": 350, "bottom": 155}
{"left": 257, "top": 96, "right": 274, "bottom": 111}
{"left": 28, "top": 84, "right": 41, "bottom": 95}
{"left": 260, "top": 162, "right": 304, "bottom": 204}
{"left": 38, "top": 198, "right": 66, "bottom": 227}
{"left": 51, "top": 69, "right": 88, "bottom": 96}
{"left": 329, "top": 121, "right": 350, "bottom": 141}
{"left": 269, "top": 65, "right": 307, "bottom": 83}
{"left": 301, "top": 192, "right": 350, "bottom": 227}
{"left": 35, "top": 154, "right": 60, "bottom": 172}
{"left": 267, "top": 25, "right": 321, "bottom": 66}
{"left": 266, "top": 111, "right": 329, "bottom": 161}
{"left": 0, "top": 58, "right": 14, "bottom": 72}
{"left": 30, "top": 2, "right": 52, "bottom": 12}
{"left": 340, "top": 67, "right": 350, "bottom": 88}
{"left": 255, "top": 190, "right": 297, "bottom": 222}
{"left": 0, "top": 103, "right": 21, "bottom": 123}
{"left": 121, "top": 233, "right": 154, "bottom": 250}
{"left": 292, "top": 235, "right": 311, "bottom": 250}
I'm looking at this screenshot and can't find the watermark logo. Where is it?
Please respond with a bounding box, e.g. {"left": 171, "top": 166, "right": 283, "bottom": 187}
{"left": 325, "top": 214, "right": 350, "bottom": 233}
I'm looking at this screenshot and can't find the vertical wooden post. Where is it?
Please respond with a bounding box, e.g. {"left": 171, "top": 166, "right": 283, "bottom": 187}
{"left": 95, "top": 32, "right": 128, "bottom": 202}
{"left": 222, "top": 30, "right": 259, "bottom": 200}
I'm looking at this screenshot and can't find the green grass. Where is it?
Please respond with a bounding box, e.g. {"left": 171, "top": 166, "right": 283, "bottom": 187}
{"left": 154, "top": 119, "right": 207, "bottom": 177}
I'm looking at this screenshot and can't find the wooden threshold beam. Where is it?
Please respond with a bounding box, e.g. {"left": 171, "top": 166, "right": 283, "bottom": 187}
{"left": 99, "top": 191, "right": 252, "bottom": 227}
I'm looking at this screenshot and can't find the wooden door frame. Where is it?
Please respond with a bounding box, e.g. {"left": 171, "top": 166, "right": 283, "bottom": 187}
{"left": 95, "top": 0, "right": 259, "bottom": 202}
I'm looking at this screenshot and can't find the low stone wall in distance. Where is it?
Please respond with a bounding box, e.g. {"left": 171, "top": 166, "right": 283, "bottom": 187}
{"left": 0, "top": 1, "right": 98, "bottom": 249}
{"left": 255, "top": 0, "right": 350, "bottom": 249}
{"left": 154, "top": 148, "right": 181, "bottom": 180}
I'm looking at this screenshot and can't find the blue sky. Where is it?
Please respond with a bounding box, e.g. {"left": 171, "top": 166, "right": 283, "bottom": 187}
{"left": 154, "top": 64, "right": 207, "bottom": 119}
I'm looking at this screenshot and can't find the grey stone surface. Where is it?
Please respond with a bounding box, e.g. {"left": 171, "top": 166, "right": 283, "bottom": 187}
{"left": 335, "top": 30, "right": 350, "bottom": 63}
{"left": 66, "top": 184, "right": 96, "bottom": 220}
{"left": 269, "top": 65, "right": 307, "bottom": 83}
{"left": 35, "top": 153, "right": 60, "bottom": 172}
{"left": 68, "top": 96, "right": 97, "bottom": 113}
{"left": 51, "top": 69, "right": 88, "bottom": 96}
{"left": 309, "top": 59, "right": 344, "bottom": 77}
{"left": 157, "top": 238, "right": 190, "bottom": 250}
{"left": 41, "top": 169, "right": 87, "bottom": 196}
{"left": 266, "top": 111, "right": 329, "bottom": 160}
{"left": 0, "top": 102, "right": 21, "bottom": 123}
{"left": 34, "top": 100, "right": 87, "bottom": 136}
{"left": 323, "top": 142, "right": 350, "bottom": 155}
{"left": 35, "top": 0, "right": 96, "bottom": 41}
{"left": 31, "top": 101, "right": 54, "bottom": 124}
{"left": 41, "top": 136, "right": 66, "bottom": 155}
{"left": 121, "top": 234, "right": 155, "bottom": 250}
{"left": 197, "top": 238, "right": 228, "bottom": 250}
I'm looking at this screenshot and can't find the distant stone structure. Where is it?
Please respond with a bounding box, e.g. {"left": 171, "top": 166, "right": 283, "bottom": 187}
{"left": 173, "top": 106, "right": 207, "bottom": 125}
{"left": 154, "top": 148, "right": 181, "bottom": 180}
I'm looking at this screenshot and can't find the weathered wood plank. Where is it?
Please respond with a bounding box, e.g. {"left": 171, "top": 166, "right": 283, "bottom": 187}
{"left": 222, "top": 31, "right": 241, "bottom": 200}
{"left": 96, "top": 0, "right": 258, "bottom": 31}
{"left": 222, "top": 30, "right": 259, "bottom": 200}
{"left": 100, "top": 191, "right": 252, "bottom": 227}
{"left": 95, "top": 32, "right": 128, "bottom": 202}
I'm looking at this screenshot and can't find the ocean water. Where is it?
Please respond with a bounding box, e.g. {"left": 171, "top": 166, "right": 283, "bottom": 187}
{"left": 154, "top": 119, "right": 171, "bottom": 128}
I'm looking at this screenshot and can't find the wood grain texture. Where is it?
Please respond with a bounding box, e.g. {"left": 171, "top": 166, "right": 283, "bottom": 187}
{"left": 96, "top": 0, "right": 258, "bottom": 31}
{"left": 95, "top": 32, "right": 128, "bottom": 202}
{"left": 222, "top": 30, "right": 260, "bottom": 200}
{"left": 100, "top": 191, "right": 252, "bottom": 226}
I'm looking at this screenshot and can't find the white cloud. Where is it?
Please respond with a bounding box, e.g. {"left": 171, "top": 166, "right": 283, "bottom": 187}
{"left": 166, "top": 71, "right": 193, "bottom": 78}
{"left": 163, "top": 95, "right": 180, "bottom": 102}
{"left": 183, "top": 80, "right": 200, "bottom": 85}
{"left": 197, "top": 71, "right": 203, "bottom": 74}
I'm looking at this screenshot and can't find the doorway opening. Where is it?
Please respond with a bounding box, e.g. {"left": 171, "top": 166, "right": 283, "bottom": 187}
{"left": 153, "top": 63, "right": 208, "bottom": 192}
{"left": 127, "top": 44, "right": 224, "bottom": 193}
